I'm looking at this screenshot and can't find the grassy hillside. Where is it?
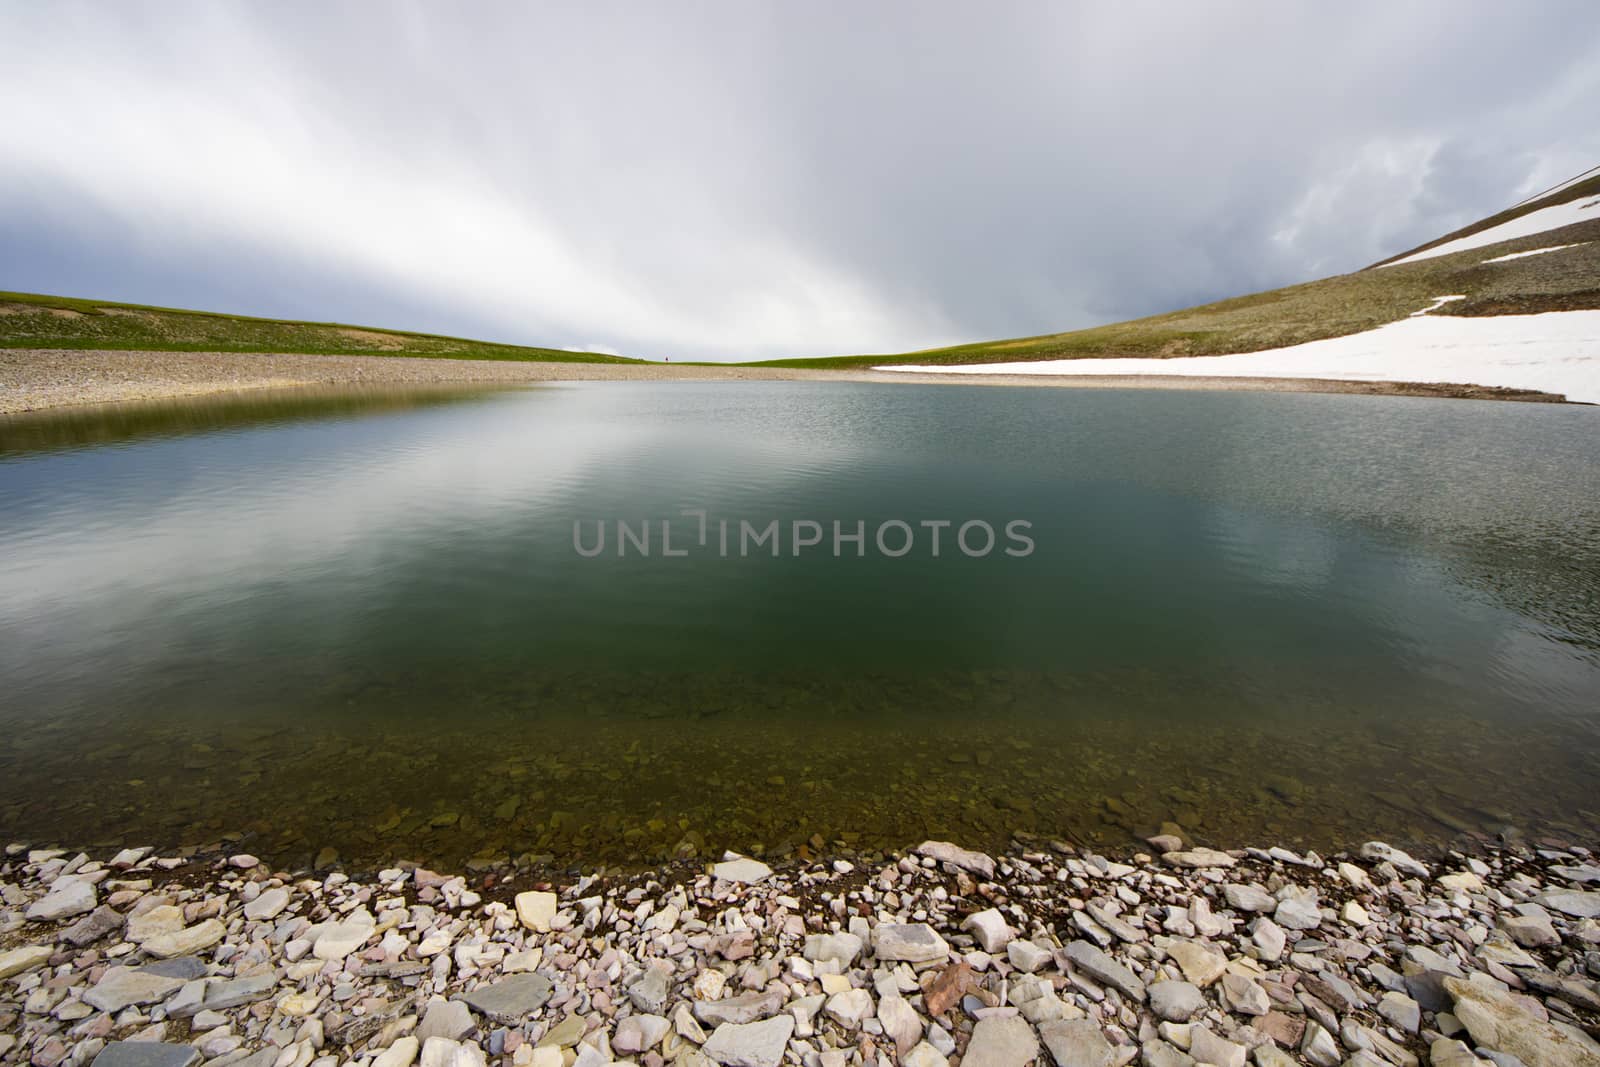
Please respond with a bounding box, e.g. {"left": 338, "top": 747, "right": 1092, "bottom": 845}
{"left": 0, "top": 290, "right": 640, "bottom": 364}
{"left": 753, "top": 178, "right": 1600, "bottom": 370}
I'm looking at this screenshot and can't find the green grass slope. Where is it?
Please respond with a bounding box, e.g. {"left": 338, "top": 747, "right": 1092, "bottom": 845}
{"left": 753, "top": 176, "right": 1600, "bottom": 369}
{"left": 0, "top": 290, "right": 640, "bottom": 364}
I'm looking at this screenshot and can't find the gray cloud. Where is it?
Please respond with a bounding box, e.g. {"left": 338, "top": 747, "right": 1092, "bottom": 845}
{"left": 3, "top": 2, "right": 1598, "bottom": 360}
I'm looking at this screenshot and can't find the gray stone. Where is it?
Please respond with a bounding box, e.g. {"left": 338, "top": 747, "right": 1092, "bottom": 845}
{"left": 1377, "top": 990, "right": 1421, "bottom": 1034}
{"left": 165, "top": 980, "right": 207, "bottom": 1018}
{"left": 1359, "top": 842, "right": 1429, "bottom": 878}
{"left": 1273, "top": 894, "right": 1323, "bottom": 931}
{"left": 1251, "top": 1047, "right": 1297, "bottom": 1067}
{"left": 628, "top": 965, "right": 673, "bottom": 1013}
{"left": 1522, "top": 969, "right": 1600, "bottom": 1013}
{"left": 416, "top": 998, "right": 476, "bottom": 1042}
{"left": 1300, "top": 1022, "right": 1341, "bottom": 1067}
{"left": 1446, "top": 975, "right": 1600, "bottom": 1066}
{"left": 1162, "top": 849, "right": 1237, "bottom": 869}
{"left": 803, "top": 933, "right": 863, "bottom": 966}
{"left": 914, "top": 841, "right": 996, "bottom": 879}
{"left": 26, "top": 878, "right": 97, "bottom": 922}
{"left": 63, "top": 906, "right": 125, "bottom": 947}
{"left": 873, "top": 923, "right": 950, "bottom": 963}
{"left": 139, "top": 957, "right": 209, "bottom": 980}
{"left": 1140, "top": 1040, "right": 1195, "bottom": 1067}
{"left": 1038, "top": 1019, "right": 1115, "bottom": 1067}
{"left": 1007, "top": 940, "right": 1052, "bottom": 974}
{"left": 201, "top": 972, "right": 279, "bottom": 1012}
{"left": 457, "top": 973, "right": 554, "bottom": 1024}
{"left": 83, "top": 967, "right": 187, "bottom": 1012}
{"left": 963, "top": 1016, "right": 1040, "bottom": 1067}
{"left": 1190, "top": 1027, "right": 1245, "bottom": 1067}
{"left": 536, "top": 1016, "right": 586, "bottom": 1049}
{"left": 1222, "top": 884, "right": 1275, "bottom": 913}
{"left": 90, "top": 1043, "right": 200, "bottom": 1067}
{"left": 1220, "top": 972, "right": 1270, "bottom": 1016}
{"left": 1552, "top": 865, "right": 1600, "bottom": 885}
{"left": 693, "top": 990, "right": 786, "bottom": 1026}
{"left": 1149, "top": 981, "right": 1204, "bottom": 1021}
{"left": 702, "top": 1016, "right": 794, "bottom": 1067}
{"left": 1500, "top": 913, "right": 1560, "bottom": 949}
{"left": 1065, "top": 940, "right": 1147, "bottom": 1001}
{"left": 1539, "top": 891, "right": 1600, "bottom": 919}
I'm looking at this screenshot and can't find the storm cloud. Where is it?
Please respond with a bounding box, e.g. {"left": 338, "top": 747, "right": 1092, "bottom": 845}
{"left": 3, "top": 2, "right": 1599, "bottom": 361}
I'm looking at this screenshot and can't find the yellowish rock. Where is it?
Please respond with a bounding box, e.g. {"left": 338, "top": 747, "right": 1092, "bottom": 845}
{"left": 279, "top": 991, "right": 324, "bottom": 1016}
{"left": 0, "top": 946, "right": 53, "bottom": 980}
{"left": 515, "top": 891, "right": 558, "bottom": 932}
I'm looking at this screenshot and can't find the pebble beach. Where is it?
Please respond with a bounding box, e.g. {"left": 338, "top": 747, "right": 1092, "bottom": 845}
{"left": 4, "top": 836, "right": 1599, "bottom": 1067}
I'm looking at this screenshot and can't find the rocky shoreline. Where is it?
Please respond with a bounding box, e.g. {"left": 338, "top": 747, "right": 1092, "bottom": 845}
{"left": 3, "top": 837, "right": 1599, "bottom": 1067}
{"left": 0, "top": 348, "right": 1574, "bottom": 416}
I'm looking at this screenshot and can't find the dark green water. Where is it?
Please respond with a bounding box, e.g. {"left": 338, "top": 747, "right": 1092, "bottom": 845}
{"left": 1, "top": 382, "right": 1598, "bottom": 870}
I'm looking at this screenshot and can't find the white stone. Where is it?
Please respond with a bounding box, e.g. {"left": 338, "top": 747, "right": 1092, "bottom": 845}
{"left": 26, "top": 879, "right": 97, "bottom": 921}
{"left": 143, "top": 918, "right": 227, "bottom": 959}
{"left": 711, "top": 856, "right": 773, "bottom": 885}
{"left": 962, "top": 909, "right": 1013, "bottom": 953}
{"left": 244, "top": 887, "right": 291, "bottom": 922}
{"left": 372, "top": 1037, "right": 421, "bottom": 1067}
{"left": 963, "top": 1016, "right": 1040, "bottom": 1067}
{"left": 824, "top": 988, "right": 874, "bottom": 1028}
{"left": 310, "top": 912, "right": 375, "bottom": 961}
{"left": 613, "top": 1014, "right": 670, "bottom": 1054}
{"left": 877, "top": 996, "right": 923, "bottom": 1055}
{"left": 872, "top": 923, "right": 949, "bottom": 963}
{"left": 1006, "top": 940, "right": 1051, "bottom": 974}
{"left": 701, "top": 1016, "right": 795, "bottom": 1067}
{"left": 1359, "top": 842, "right": 1429, "bottom": 878}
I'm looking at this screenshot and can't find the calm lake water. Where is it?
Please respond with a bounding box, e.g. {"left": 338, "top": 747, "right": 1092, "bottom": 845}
{"left": 1, "top": 382, "right": 1598, "bottom": 871}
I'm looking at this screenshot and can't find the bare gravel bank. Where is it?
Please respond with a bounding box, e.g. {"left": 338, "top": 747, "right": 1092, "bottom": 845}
{"left": 0, "top": 350, "right": 1573, "bottom": 415}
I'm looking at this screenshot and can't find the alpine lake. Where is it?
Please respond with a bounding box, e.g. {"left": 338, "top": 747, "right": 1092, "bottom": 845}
{"left": 1, "top": 381, "right": 1597, "bottom": 873}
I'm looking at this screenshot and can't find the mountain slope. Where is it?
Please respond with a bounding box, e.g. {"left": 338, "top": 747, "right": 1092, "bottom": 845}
{"left": 0, "top": 290, "right": 640, "bottom": 364}
{"left": 753, "top": 173, "right": 1600, "bottom": 370}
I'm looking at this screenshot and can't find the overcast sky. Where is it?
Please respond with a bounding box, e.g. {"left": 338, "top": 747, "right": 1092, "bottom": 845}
{"left": 4, "top": 3, "right": 1599, "bottom": 361}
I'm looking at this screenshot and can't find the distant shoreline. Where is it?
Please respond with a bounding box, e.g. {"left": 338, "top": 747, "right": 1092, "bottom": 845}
{"left": 0, "top": 348, "right": 1575, "bottom": 415}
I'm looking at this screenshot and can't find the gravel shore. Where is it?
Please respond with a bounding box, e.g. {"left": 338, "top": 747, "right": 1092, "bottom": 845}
{"left": 4, "top": 836, "right": 1598, "bottom": 1067}
{"left": 0, "top": 350, "right": 1573, "bottom": 415}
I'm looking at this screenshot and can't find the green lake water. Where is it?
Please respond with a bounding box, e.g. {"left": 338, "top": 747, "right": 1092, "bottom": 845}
{"left": 1, "top": 382, "right": 1597, "bottom": 870}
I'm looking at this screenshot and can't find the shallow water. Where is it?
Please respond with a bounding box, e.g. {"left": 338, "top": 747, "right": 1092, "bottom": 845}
{"left": 1, "top": 382, "right": 1597, "bottom": 870}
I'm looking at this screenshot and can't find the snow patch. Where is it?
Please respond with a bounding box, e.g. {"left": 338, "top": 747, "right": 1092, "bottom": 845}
{"left": 878, "top": 310, "right": 1600, "bottom": 404}
{"left": 1481, "top": 242, "right": 1588, "bottom": 264}
{"left": 1410, "top": 295, "right": 1464, "bottom": 316}
{"left": 1382, "top": 196, "right": 1600, "bottom": 267}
